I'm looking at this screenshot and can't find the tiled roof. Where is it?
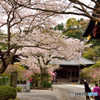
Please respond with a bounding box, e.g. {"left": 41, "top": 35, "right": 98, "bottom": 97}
{"left": 50, "top": 57, "right": 95, "bottom": 66}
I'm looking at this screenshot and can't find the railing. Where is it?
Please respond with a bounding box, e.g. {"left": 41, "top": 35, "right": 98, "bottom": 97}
{"left": 17, "top": 81, "right": 30, "bottom": 92}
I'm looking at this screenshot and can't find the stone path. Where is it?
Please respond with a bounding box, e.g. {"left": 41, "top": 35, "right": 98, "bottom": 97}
{"left": 17, "top": 89, "right": 60, "bottom": 100}
{"left": 17, "top": 84, "right": 93, "bottom": 100}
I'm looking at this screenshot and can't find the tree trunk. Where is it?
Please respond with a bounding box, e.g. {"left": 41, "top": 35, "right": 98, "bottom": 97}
{"left": 0, "top": 64, "right": 8, "bottom": 73}
{"left": 6, "top": 22, "right": 11, "bottom": 57}
{"left": 40, "top": 67, "right": 43, "bottom": 88}
{"left": 0, "top": 48, "right": 18, "bottom": 73}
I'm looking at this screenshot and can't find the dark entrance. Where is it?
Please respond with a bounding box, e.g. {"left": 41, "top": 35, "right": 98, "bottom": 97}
{"left": 56, "top": 65, "right": 79, "bottom": 83}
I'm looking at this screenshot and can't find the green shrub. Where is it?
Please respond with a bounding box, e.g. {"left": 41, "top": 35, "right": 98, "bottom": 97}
{"left": 31, "top": 73, "right": 41, "bottom": 87}
{"left": 43, "top": 82, "right": 52, "bottom": 88}
{"left": 17, "top": 87, "right": 22, "bottom": 92}
{"left": 47, "top": 83, "right": 52, "bottom": 87}
{"left": 0, "top": 75, "right": 10, "bottom": 86}
{"left": 0, "top": 86, "right": 17, "bottom": 100}
{"left": 31, "top": 73, "right": 52, "bottom": 88}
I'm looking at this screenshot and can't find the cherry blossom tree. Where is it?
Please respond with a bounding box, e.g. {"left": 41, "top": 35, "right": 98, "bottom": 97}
{"left": 15, "top": 0, "right": 100, "bottom": 21}
{"left": 0, "top": 0, "right": 94, "bottom": 74}
{"left": 15, "top": 28, "right": 90, "bottom": 86}
{"left": 0, "top": 0, "right": 59, "bottom": 73}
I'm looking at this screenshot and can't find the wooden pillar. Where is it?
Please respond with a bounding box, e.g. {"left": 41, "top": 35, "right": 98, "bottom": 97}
{"left": 75, "top": 71, "right": 77, "bottom": 80}
{"left": 70, "top": 71, "right": 72, "bottom": 81}
{"left": 78, "top": 65, "right": 80, "bottom": 83}
{"left": 74, "top": 71, "right": 76, "bottom": 79}
{"left": 10, "top": 71, "right": 18, "bottom": 89}
{"left": 66, "top": 71, "right": 68, "bottom": 79}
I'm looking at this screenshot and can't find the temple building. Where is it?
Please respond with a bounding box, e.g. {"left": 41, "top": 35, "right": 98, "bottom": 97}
{"left": 51, "top": 57, "right": 95, "bottom": 83}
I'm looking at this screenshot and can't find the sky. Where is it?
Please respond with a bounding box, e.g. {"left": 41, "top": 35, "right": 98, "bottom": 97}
{"left": 58, "top": 0, "right": 95, "bottom": 24}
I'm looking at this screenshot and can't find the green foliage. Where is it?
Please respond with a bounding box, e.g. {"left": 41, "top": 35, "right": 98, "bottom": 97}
{"left": 54, "top": 18, "right": 89, "bottom": 40}
{"left": 90, "top": 39, "right": 100, "bottom": 47}
{"left": 94, "top": 46, "right": 100, "bottom": 60}
{"left": 66, "top": 18, "right": 78, "bottom": 29}
{"left": 0, "top": 74, "right": 10, "bottom": 86}
{"left": 31, "top": 72, "right": 52, "bottom": 88}
{"left": 83, "top": 48, "right": 96, "bottom": 60}
{"left": 42, "top": 73, "right": 52, "bottom": 88}
{"left": 83, "top": 46, "right": 100, "bottom": 61}
{"left": 54, "top": 23, "right": 65, "bottom": 32}
{"left": 0, "top": 43, "right": 7, "bottom": 50}
{"left": 17, "top": 87, "right": 22, "bottom": 92}
{"left": 81, "top": 61, "right": 100, "bottom": 82}
{"left": 42, "top": 73, "right": 50, "bottom": 87}
{"left": 0, "top": 86, "right": 17, "bottom": 100}
{"left": 43, "top": 82, "right": 52, "bottom": 88}
{"left": 63, "top": 18, "right": 88, "bottom": 40}
{"left": 90, "top": 61, "right": 100, "bottom": 68}
{"left": 64, "top": 29, "right": 82, "bottom": 39}
{"left": 0, "top": 33, "right": 7, "bottom": 50}
{"left": 31, "top": 73, "right": 41, "bottom": 88}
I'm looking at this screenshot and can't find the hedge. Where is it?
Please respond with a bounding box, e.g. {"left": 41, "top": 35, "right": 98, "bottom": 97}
{"left": 0, "top": 86, "right": 17, "bottom": 100}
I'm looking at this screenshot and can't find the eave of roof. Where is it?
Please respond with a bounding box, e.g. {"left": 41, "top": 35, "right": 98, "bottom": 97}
{"left": 50, "top": 57, "right": 95, "bottom": 66}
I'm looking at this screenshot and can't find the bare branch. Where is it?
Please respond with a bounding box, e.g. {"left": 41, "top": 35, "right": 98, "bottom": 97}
{"left": 0, "top": 23, "right": 7, "bottom": 28}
